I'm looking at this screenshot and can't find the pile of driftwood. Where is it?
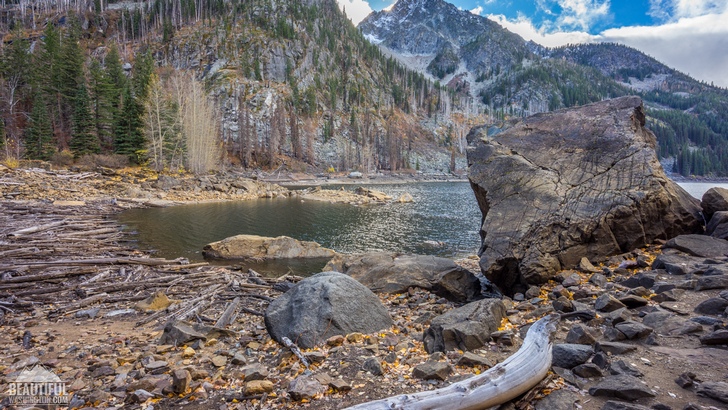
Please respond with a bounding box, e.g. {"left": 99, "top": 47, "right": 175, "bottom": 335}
{"left": 0, "top": 201, "right": 298, "bottom": 326}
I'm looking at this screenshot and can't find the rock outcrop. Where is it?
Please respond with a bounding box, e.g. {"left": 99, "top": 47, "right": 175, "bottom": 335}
{"left": 264, "top": 272, "right": 393, "bottom": 349}
{"left": 422, "top": 298, "right": 506, "bottom": 353}
{"left": 467, "top": 96, "right": 702, "bottom": 292}
{"left": 202, "top": 235, "right": 336, "bottom": 260}
{"left": 323, "top": 252, "right": 499, "bottom": 302}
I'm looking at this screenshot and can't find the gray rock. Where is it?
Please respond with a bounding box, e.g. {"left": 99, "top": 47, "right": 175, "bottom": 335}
{"left": 563, "top": 273, "right": 582, "bottom": 287}
{"left": 552, "top": 344, "right": 593, "bottom": 369}
{"left": 603, "top": 327, "right": 627, "bottom": 341}
{"left": 329, "top": 379, "right": 351, "bottom": 392}
{"left": 423, "top": 298, "right": 506, "bottom": 353}
{"left": 288, "top": 375, "right": 325, "bottom": 401}
{"left": 467, "top": 97, "right": 701, "bottom": 292}
{"left": 618, "top": 295, "right": 649, "bottom": 308}
{"left": 596, "top": 294, "right": 627, "bottom": 312}
{"left": 242, "top": 363, "right": 269, "bottom": 381}
{"left": 642, "top": 311, "right": 674, "bottom": 328}
{"left": 589, "top": 273, "right": 608, "bottom": 287}
{"left": 694, "top": 297, "right": 728, "bottom": 315}
{"left": 651, "top": 253, "right": 705, "bottom": 275}
{"left": 172, "top": 369, "right": 191, "bottom": 394}
{"left": 457, "top": 352, "right": 493, "bottom": 367}
{"left": 664, "top": 235, "right": 728, "bottom": 258}
{"left": 203, "top": 234, "right": 336, "bottom": 260}
{"left": 675, "top": 372, "right": 696, "bottom": 388}
{"left": 609, "top": 360, "right": 643, "bottom": 377}
{"left": 601, "top": 401, "right": 650, "bottom": 410}
{"left": 697, "top": 381, "right": 728, "bottom": 403}
{"left": 159, "top": 321, "right": 207, "bottom": 345}
{"left": 700, "top": 330, "right": 728, "bottom": 345}
{"left": 696, "top": 275, "right": 728, "bottom": 291}
{"left": 603, "top": 308, "right": 632, "bottom": 325}
{"left": 702, "top": 187, "right": 728, "bottom": 220}
{"left": 589, "top": 375, "right": 656, "bottom": 400}
{"left": 553, "top": 296, "right": 575, "bottom": 313}
{"left": 553, "top": 366, "right": 586, "bottom": 389}
{"left": 706, "top": 211, "right": 728, "bottom": 239}
{"left": 692, "top": 316, "right": 725, "bottom": 326}
{"left": 620, "top": 272, "right": 657, "bottom": 289}
{"left": 323, "top": 252, "right": 489, "bottom": 302}
{"left": 128, "top": 389, "right": 155, "bottom": 404}
{"left": 362, "top": 357, "right": 383, "bottom": 376}
{"left": 534, "top": 389, "right": 580, "bottom": 410}
{"left": 573, "top": 363, "right": 603, "bottom": 378}
{"left": 565, "top": 324, "right": 598, "bottom": 345}
{"left": 75, "top": 307, "right": 101, "bottom": 319}
{"left": 264, "top": 272, "right": 392, "bottom": 348}
{"left": 412, "top": 361, "right": 452, "bottom": 381}
{"left": 615, "top": 321, "right": 653, "bottom": 340}
{"left": 596, "top": 342, "right": 637, "bottom": 355}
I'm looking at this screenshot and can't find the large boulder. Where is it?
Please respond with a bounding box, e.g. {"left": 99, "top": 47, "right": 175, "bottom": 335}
{"left": 663, "top": 234, "right": 728, "bottom": 258}
{"left": 202, "top": 234, "right": 336, "bottom": 260}
{"left": 323, "top": 252, "right": 499, "bottom": 302}
{"left": 264, "top": 272, "right": 392, "bottom": 348}
{"left": 467, "top": 96, "right": 701, "bottom": 292}
{"left": 702, "top": 188, "right": 728, "bottom": 220}
{"left": 422, "top": 298, "right": 506, "bottom": 353}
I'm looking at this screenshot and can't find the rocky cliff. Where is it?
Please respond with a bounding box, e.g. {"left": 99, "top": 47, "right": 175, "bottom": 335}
{"left": 467, "top": 96, "right": 702, "bottom": 293}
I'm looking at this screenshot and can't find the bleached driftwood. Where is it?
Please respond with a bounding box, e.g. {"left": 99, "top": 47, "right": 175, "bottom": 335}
{"left": 344, "top": 313, "right": 559, "bottom": 410}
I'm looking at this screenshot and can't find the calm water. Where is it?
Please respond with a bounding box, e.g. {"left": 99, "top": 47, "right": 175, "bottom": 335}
{"left": 118, "top": 182, "right": 482, "bottom": 274}
{"left": 676, "top": 182, "right": 728, "bottom": 200}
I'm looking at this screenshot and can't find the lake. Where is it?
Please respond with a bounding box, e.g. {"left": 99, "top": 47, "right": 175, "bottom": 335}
{"left": 117, "top": 180, "right": 728, "bottom": 275}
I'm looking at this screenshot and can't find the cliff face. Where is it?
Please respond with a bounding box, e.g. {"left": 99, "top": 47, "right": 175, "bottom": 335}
{"left": 467, "top": 96, "right": 702, "bottom": 293}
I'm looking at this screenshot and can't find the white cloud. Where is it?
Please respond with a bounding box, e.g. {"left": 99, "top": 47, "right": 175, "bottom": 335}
{"left": 336, "top": 0, "right": 374, "bottom": 26}
{"left": 488, "top": 9, "right": 728, "bottom": 87}
{"left": 471, "top": 6, "right": 484, "bottom": 15}
{"left": 554, "top": 0, "right": 611, "bottom": 31}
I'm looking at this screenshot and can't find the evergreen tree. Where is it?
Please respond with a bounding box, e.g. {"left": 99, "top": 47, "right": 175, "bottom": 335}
{"left": 104, "top": 44, "right": 126, "bottom": 131}
{"left": 114, "top": 84, "right": 145, "bottom": 161}
{"left": 37, "top": 24, "right": 63, "bottom": 136}
{"left": 25, "top": 94, "right": 55, "bottom": 160}
{"left": 0, "top": 117, "right": 5, "bottom": 154}
{"left": 88, "top": 58, "right": 115, "bottom": 152}
{"left": 71, "top": 82, "right": 99, "bottom": 157}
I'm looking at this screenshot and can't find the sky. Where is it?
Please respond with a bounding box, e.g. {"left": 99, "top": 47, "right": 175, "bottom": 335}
{"left": 336, "top": 0, "right": 728, "bottom": 88}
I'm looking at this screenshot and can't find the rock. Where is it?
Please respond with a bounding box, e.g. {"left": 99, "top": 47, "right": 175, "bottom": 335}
{"left": 88, "top": 390, "right": 111, "bottom": 405}
{"left": 563, "top": 273, "right": 582, "bottom": 287}
{"left": 128, "top": 389, "right": 155, "bottom": 404}
{"left": 159, "top": 321, "right": 207, "bottom": 345}
{"left": 596, "top": 294, "right": 627, "bottom": 312}
{"left": 579, "top": 257, "right": 600, "bottom": 273}
{"left": 552, "top": 296, "right": 574, "bottom": 313}
{"left": 211, "top": 355, "right": 227, "bottom": 367}
{"left": 596, "top": 342, "right": 637, "bottom": 355}
{"left": 602, "top": 308, "right": 632, "bottom": 325}
{"left": 601, "top": 401, "right": 651, "bottom": 410}
{"left": 664, "top": 235, "right": 728, "bottom": 258}
{"left": 675, "top": 372, "right": 696, "bottom": 388}
{"left": 706, "top": 211, "right": 728, "bottom": 240}
{"left": 609, "top": 360, "right": 643, "bottom": 378}
{"left": 697, "top": 381, "right": 728, "bottom": 403}
{"left": 467, "top": 97, "right": 701, "bottom": 292}
{"left": 362, "top": 357, "right": 383, "bottom": 376}
{"left": 589, "top": 375, "right": 656, "bottom": 400}
{"left": 457, "top": 352, "right": 493, "bottom": 367}
{"left": 695, "top": 297, "right": 728, "bottom": 315}
{"left": 182, "top": 347, "right": 195, "bottom": 358}
{"left": 565, "top": 324, "right": 598, "bottom": 345}
{"left": 242, "top": 364, "right": 269, "bottom": 381}
{"left": 573, "top": 363, "right": 603, "bottom": 378}
{"left": 323, "top": 252, "right": 488, "bottom": 302}
{"left": 615, "top": 321, "right": 653, "bottom": 339}
{"left": 397, "top": 193, "right": 414, "bottom": 203}
{"left": 552, "top": 344, "right": 593, "bottom": 369}
{"left": 172, "top": 369, "right": 191, "bottom": 394}
{"left": 618, "top": 295, "right": 649, "bottom": 308}
{"left": 135, "top": 291, "right": 173, "bottom": 311}
{"left": 288, "top": 375, "right": 326, "bottom": 400}
{"left": 202, "top": 234, "right": 336, "bottom": 260}
{"left": 75, "top": 307, "right": 100, "bottom": 319}
{"left": 696, "top": 275, "right": 728, "bottom": 291}
{"left": 244, "top": 380, "right": 274, "bottom": 395}
{"left": 304, "top": 351, "right": 325, "bottom": 364}
{"left": 620, "top": 272, "right": 657, "bottom": 289}
{"left": 326, "top": 335, "right": 345, "bottom": 346}
{"left": 143, "top": 360, "right": 168, "bottom": 372}
{"left": 329, "top": 379, "right": 352, "bottom": 392}
{"left": 265, "top": 272, "right": 392, "bottom": 349}
{"left": 412, "top": 361, "right": 452, "bottom": 381}
{"left": 354, "top": 187, "right": 392, "bottom": 201}
{"left": 423, "top": 298, "right": 506, "bottom": 353}
{"left": 700, "top": 330, "right": 728, "bottom": 345}
{"left": 701, "top": 187, "right": 728, "bottom": 220}
{"left": 589, "top": 273, "right": 608, "bottom": 287}
{"left": 534, "top": 389, "right": 581, "bottom": 410}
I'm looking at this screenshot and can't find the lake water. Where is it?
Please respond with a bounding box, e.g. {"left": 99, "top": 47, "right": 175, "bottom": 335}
{"left": 118, "top": 182, "right": 482, "bottom": 273}
{"left": 117, "top": 180, "right": 728, "bottom": 275}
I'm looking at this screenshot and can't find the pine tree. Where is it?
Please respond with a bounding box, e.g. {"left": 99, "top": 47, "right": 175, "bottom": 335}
{"left": 114, "top": 84, "right": 145, "bottom": 161}
{"left": 71, "top": 82, "right": 100, "bottom": 157}
{"left": 104, "top": 44, "right": 126, "bottom": 130}
{"left": 88, "top": 58, "right": 115, "bottom": 152}
{"left": 0, "top": 117, "right": 5, "bottom": 154}
{"left": 25, "top": 94, "right": 55, "bottom": 160}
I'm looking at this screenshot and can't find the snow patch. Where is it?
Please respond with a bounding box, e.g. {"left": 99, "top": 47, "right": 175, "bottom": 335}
{"left": 619, "top": 73, "right": 670, "bottom": 92}
{"left": 363, "top": 33, "right": 383, "bottom": 45}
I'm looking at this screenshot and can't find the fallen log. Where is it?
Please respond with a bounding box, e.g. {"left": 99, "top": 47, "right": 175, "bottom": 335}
{"left": 8, "top": 220, "right": 67, "bottom": 237}
{"left": 344, "top": 313, "right": 559, "bottom": 410}
{"left": 215, "top": 297, "right": 240, "bottom": 328}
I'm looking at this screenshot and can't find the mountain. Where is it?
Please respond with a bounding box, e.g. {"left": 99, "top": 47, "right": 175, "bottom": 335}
{"left": 360, "top": 0, "right": 728, "bottom": 177}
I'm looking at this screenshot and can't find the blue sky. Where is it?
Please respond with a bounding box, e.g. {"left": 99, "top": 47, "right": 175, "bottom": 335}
{"left": 337, "top": 0, "right": 728, "bottom": 87}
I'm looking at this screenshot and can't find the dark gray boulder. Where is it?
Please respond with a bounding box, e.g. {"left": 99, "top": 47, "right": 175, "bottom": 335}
{"left": 663, "top": 234, "right": 728, "bottom": 258}
{"left": 702, "top": 187, "right": 728, "bottom": 220}
{"left": 467, "top": 96, "right": 701, "bottom": 292}
{"left": 552, "top": 343, "right": 593, "bottom": 369}
{"left": 423, "top": 298, "right": 506, "bottom": 353}
{"left": 589, "top": 375, "right": 656, "bottom": 400}
{"left": 697, "top": 381, "right": 728, "bottom": 403}
{"left": 264, "top": 272, "right": 393, "bottom": 348}
{"left": 694, "top": 297, "right": 728, "bottom": 315}
{"left": 324, "top": 252, "right": 499, "bottom": 302}
{"left": 706, "top": 211, "right": 728, "bottom": 240}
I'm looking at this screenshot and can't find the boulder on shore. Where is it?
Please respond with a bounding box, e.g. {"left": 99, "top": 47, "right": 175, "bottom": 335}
{"left": 422, "top": 298, "right": 506, "bottom": 353}
{"left": 324, "top": 252, "right": 498, "bottom": 302}
{"left": 264, "top": 272, "right": 393, "bottom": 349}
{"left": 202, "top": 234, "right": 336, "bottom": 260}
{"left": 702, "top": 187, "right": 728, "bottom": 221}
{"left": 467, "top": 96, "right": 701, "bottom": 292}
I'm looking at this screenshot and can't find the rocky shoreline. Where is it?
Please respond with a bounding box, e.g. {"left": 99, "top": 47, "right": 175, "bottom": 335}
{"left": 0, "top": 168, "right": 727, "bottom": 410}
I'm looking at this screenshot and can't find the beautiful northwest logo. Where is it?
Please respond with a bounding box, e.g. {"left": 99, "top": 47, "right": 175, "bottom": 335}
{"left": 6, "top": 364, "right": 69, "bottom": 406}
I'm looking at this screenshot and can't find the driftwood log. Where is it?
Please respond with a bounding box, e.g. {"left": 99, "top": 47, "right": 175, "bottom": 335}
{"left": 344, "top": 313, "right": 559, "bottom": 410}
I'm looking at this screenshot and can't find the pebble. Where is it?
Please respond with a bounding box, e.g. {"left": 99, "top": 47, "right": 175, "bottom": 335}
{"left": 172, "top": 369, "right": 191, "bottom": 394}
{"left": 182, "top": 347, "right": 196, "bottom": 358}
{"left": 211, "top": 355, "right": 227, "bottom": 367}
{"left": 457, "top": 352, "right": 493, "bottom": 367}
{"left": 362, "top": 357, "right": 383, "bottom": 376}
{"left": 244, "top": 380, "right": 274, "bottom": 395}
{"left": 288, "top": 375, "right": 325, "bottom": 401}
{"left": 588, "top": 374, "right": 655, "bottom": 400}
{"left": 412, "top": 361, "right": 452, "bottom": 381}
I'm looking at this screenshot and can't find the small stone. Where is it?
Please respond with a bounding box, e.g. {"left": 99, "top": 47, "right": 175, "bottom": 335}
{"left": 242, "top": 363, "right": 269, "bottom": 381}
{"left": 384, "top": 352, "right": 397, "bottom": 363}
{"left": 458, "top": 352, "right": 493, "bottom": 367}
{"left": 412, "top": 361, "right": 452, "bottom": 381}
{"left": 675, "top": 372, "right": 696, "bottom": 389}
{"left": 172, "top": 369, "right": 191, "bottom": 394}
{"left": 144, "top": 360, "right": 168, "bottom": 372}
{"left": 589, "top": 375, "right": 655, "bottom": 400}
{"left": 700, "top": 329, "right": 728, "bottom": 345}
{"left": 288, "top": 375, "right": 325, "bottom": 401}
{"left": 135, "top": 291, "right": 173, "bottom": 311}
{"left": 596, "top": 342, "right": 637, "bottom": 355}
{"left": 603, "top": 327, "right": 627, "bottom": 341}
{"left": 697, "top": 381, "right": 728, "bottom": 403}
{"left": 573, "top": 363, "right": 603, "bottom": 378}
{"left": 589, "top": 273, "right": 607, "bottom": 287}
{"left": 553, "top": 296, "right": 574, "bottom": 313}
{"left": 695, "top": 297, "right": 728, "bottom": 315}
{"left": 88, "top": 390, "right": 111, "bottom": 405}
{"left": 329, "top": 379, "right": 352, "bottom": 392}
{"left": 552, "top": 344, "right": 593, "bottom": 369}
{"left": 615, "top": 321, "right": 653, "bottom": 340}
{"left": 609, "top": 360, "right": 643, "bottom": 378}
{"left": 525, "top": 286, "right": 541, "bottom": 299}
{"left": 592, "top": 351, "right": 609, "bottom": 369}
{"left": 244, "top": 380, "right": 274, "bottom": 395}
{"left": 211, "top": 355, "right": 227, "bottom": 367}
{"left": 182, "top": 347, "right": 195, "bottom": 358}
{"left": 362, "top": 357, "right": 383, "bottom": 376}
{"left": 579, "top": 257, "right": 600, "bottom": 273}
{"left": 596, "top": 294, "right": 627, "bottom": 312}
{"left": 601, "top": 401, "right": 651, "bottom": 410}
{"left": 563, "top": 274, "right": 582, "bottom": 287}
{"left": 304, "top": 351, "right": 326, "bottom": 364}
{"left": 128, "top": 389, "right": 155, "bottom": 403}
{"left": 619, "top": 295, "right": 649, "bottom": 308}
{"left": 159, "top": 321, "right": 207, "bottom": 345}
{"left": 90, "top": 365, "right": 115, "bottom": 378}
{"left": 231, "top": 352, "right": 246, "bottom": 365}
{"left": 346, "top": 332, "right": 365, "bottom": 344}
{"left": 659, "top": 302, "right": 691, "bottom": 315}
{"left": 603, "top": 308, "right": 632, "bottom": 325}
{"left": 75, "top": 307, "right": 101, "bottom": 319}
{"left": 565, "top": 324, "right": 598, "bottom": 345}
{"left": 326, "top": 335, "right": 345, "bottom": 347}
